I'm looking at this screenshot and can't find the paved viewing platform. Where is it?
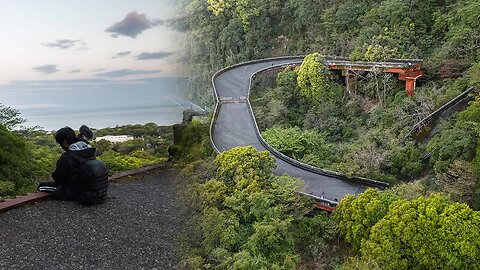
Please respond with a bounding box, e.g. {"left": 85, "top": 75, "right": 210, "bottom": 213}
{"left": 0, "top": 167, "right": 183, "bottom": 270}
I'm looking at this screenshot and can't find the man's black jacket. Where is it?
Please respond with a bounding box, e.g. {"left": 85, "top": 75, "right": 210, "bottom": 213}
{"left": 52, "top": 141, "right": 96, "bottom": 200}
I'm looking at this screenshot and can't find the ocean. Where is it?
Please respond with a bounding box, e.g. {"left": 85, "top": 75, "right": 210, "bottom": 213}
{"left": 21, "top": 104, "right": 185, "bottom": 131}
{"left": 1, "top": 77, "right": 200, "bottom": 131}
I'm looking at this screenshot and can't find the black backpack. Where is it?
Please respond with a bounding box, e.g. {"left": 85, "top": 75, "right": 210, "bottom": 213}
{"left": 72, "top": 154, "right": 109, "bottom": 205}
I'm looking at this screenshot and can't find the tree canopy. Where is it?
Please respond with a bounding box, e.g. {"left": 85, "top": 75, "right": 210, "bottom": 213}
{"left": 296, "top": 53, "right": 332, "bottom": 100}
{"left": 0, "top": 103, "right": 26, "bottom": 130}
{"left": 362, "top": 194, "right": 480, "bottom": 270}
{"left": 180, "top": 146, "right": 337, "bottom": 269}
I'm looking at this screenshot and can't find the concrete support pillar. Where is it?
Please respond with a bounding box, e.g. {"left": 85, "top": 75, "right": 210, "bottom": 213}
{"left": 399, "top": 70, "right": 422, "bottom": 97}
{"left": 405, "top": 79, "right": 415, "bottom": 97}
{"left": 343, "top": 70, "right": 357, "bottom": 95}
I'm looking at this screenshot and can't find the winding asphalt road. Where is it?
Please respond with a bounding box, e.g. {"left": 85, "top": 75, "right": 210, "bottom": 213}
{"left": 211, "top": 58, "right": 376, "bottom": 202}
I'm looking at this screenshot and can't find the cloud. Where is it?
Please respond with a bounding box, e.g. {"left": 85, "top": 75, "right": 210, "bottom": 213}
{"left": 70, "top": 69, "right": 81, "bottom": 73}
{"left": 105, "top": 11, "right": 162, "bottom": 38}
{"left": 9, "top": 79, "right": 110, "bottom": 88}
{"left": 135, "top": 51, "right": 174, "bottom": 60}
{"left": 112, "top": 51, "right": 131, "bottom": 58}
{"left": 33, "top": 65, "right": 59, "bottom": 75}
{"left": 95, "top": 69, "right": 161, "bottom": 78}
{"left": 13, "top": 103, "right": 66, "bottom": 110}
{"left": 42, "top": 39, "right": 87, "bottom": 50}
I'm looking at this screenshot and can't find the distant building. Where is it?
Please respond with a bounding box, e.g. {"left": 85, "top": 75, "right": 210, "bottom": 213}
{"left": 95, "top": 135, "right": 134, "bottom": 143}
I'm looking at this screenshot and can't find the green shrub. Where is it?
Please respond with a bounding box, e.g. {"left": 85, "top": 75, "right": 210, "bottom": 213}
{"left": 0, "top": 125, "right": 37, "bottom": 196}
{"left": 426, "top": 122, "right": 477, "bottom": 174}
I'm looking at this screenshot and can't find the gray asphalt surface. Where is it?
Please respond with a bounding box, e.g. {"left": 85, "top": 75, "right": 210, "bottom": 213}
{"left": 0, "top": 167, "right": 181, "bottom": 270}
{"left": 212, "top": 58, "right": 370, "bottom": 201}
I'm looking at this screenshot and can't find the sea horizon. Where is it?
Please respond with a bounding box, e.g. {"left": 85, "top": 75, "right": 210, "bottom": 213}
{"left": 20, "top": 103, "right": 185, "bottom": 131}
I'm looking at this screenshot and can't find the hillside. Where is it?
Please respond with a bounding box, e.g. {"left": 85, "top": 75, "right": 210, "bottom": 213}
{"left": 174, "top": 0, "right": 480, "bottom": 269}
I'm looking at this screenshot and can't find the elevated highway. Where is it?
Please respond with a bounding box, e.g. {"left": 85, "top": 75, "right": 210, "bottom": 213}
{"left": 210, "top": 57, "right": 389, "bottom": 206}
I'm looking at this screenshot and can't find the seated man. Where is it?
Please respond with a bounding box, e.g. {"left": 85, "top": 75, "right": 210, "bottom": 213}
{"left": 38, "top": 127, "right": 96, "bottom": 201}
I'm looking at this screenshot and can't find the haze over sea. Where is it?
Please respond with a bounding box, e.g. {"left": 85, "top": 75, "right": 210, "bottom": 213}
{"left": 22, "top": 102, "right": 184, "bottom": 131}
{"left": 2, "top": 77, "right": 192, "bottom": 131}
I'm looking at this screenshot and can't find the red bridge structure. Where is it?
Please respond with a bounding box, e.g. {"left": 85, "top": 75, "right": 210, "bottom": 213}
{"left": 276, "top": 56, "right": 423, "bottom": 97}
{"left": 325, "top": 56, "right": 423, "bottom": 97}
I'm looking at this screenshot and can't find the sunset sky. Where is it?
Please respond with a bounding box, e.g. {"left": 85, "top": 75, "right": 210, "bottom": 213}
{"left": 0, "top": 0, "right": 183, "bottom": 120}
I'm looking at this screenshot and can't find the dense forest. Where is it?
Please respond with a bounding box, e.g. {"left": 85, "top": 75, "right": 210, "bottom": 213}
{"left": 174, "top": 0, "right": 480, "bottom": 269}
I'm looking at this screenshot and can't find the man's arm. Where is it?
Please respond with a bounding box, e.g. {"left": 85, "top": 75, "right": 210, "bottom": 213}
{"left": 52, "top": 154, "right": 69, "bottom": 185}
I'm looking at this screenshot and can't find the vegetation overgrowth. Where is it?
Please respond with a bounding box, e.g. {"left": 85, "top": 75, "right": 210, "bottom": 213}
{"left": 168, "top": 119, "right": 214, "bottom": 163}
{"left": 252, "top": 61, "right": 479, "bottom": 187}
{"left": 176, "top": 146, "right": 339, "bottom": 269}
{"left": 175, "top": 0, "right": 480, "bottom": 268}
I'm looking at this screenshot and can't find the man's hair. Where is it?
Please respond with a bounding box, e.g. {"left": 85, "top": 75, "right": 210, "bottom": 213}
{"left": 55, "top": 127, "right": 78, "bottom": 145}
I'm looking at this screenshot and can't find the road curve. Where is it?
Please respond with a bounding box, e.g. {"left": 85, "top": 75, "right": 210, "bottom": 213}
{"left": 211, "top": 57, "right": 385, "bottom": 204}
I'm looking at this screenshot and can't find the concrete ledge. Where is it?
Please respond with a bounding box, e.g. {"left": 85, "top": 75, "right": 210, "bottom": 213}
{"left": 108, "top": 164, "right": 165, "bottom": 181}
{"left": 0, "top": 192, "right": 51, "bottom": 213}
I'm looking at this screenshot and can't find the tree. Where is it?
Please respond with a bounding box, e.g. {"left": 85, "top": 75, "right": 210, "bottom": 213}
{"left": 333, "top": 188, "right": 399, "bottom": 252}
{"left": 457, "top": 95, "right": 480, "bottom": 125}
{"left": 114, "top": 138, "right": 146, "bottom": 155}
{"left": 214, "top": 146, "right": 275, "bottom": 186}
{"left": 261, "top": 126, "right": 335, "bottom": 168}
{"left": 361, "top": 194, "right": 480, "bottom": 270}
{"left": 437, "top": 160, "right": 477, "bottom": 205}
{"left": 388, "top": 141, "right": 424, "bottom": 179}
{"left": 467, "top": 61, "right": 480, "bottom": 86}
{"left": 184, "top": 146, "right": 336, "bottom": 269}
{"left": 0, "top": 125, "right": 36, "bottom": 196}
{"left": 0, "top": 104, "right": 26, "bottom": 130}
{"left": 93, "top": 139, "right": 112, "bottom": 156}
{"left": 338, "top": 131, "right": 394, "bottom": 182}
{"left": 296, "top": 52, "right": 332, "bottom": 100}
{"left": 426, "top": 122, "right": 477, "bottom": 173}
{"left": 364, "top": 44, "right": 400, "bottom": 62}
{"left": 276, "top": 68, "right": 302, "bottom": 108}
{"left": 442, "top": 0, "right": 480, "bottom": 62}
{"left": 207, "top": 0, "right": 233, "bottom": 16}
{"left": 376, "top": 0, "right": 409, "bottom": 26}
{"left": 207, "top": 0, "right": 269, "bottom": 32}
{"left": 302, "top": 98, "right": 346, "bottom": 141}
